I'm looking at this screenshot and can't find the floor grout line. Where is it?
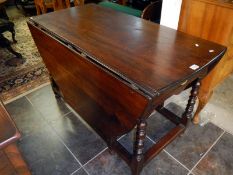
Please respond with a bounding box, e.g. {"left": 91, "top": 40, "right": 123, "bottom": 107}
{"left": 163, "top": 149, "right": 190, "bottom": 172}
{"left": 70, "top": 164, "right": 90, "bottom": 175}
{"left": 209, "top": 120, "right": 229, "bottom": 134}
{"left": 146, "top": 136, "right": 191, "bottom": 172}
{"left": 146, "top": 135, "right": 156, "bottom": 144}
{"left": 70, "top": 167, "right": 82, "bottom": 175}
{"left": 118, "top": 134, "right": 126, "bottom": 141}
{"left": 25, "top": 95, "right": 71, "bottom": 120}
{"left": 21, "top": 85, "right": 229, "bottom": 175}
{"left": 187, "top": 171, "right": 196, "bottom": 175}
{"left": 82, "top": 166, "right": 91, "bottom": 175}
{"left": 82, "top": 147, "right": 108, "bottom": 167}
{"left": 25, "top": 96, "right": 83, "bottom": 167}
{"left": 3, "top": 82, "right": 50, "bottom": 105}
{"left": 26, "top": 93, "right": 109, "bottom": 175}
{"left": 25, "top": 95, "right": 52, "bottom": 125}
{"left": 188, "top": 130, "right": 225, "bottom": 174}
{"left": 54, "top": 128, "right": 83, "bottom": 166}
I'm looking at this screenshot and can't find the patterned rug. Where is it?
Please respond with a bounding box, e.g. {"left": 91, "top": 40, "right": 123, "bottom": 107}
{"left": 0, "top": 16, "right": 49, "bottom": 102}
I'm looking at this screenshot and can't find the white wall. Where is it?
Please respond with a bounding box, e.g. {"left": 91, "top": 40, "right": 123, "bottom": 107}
{"left": 160, "top": 0, "right": 183, "bottom": 29}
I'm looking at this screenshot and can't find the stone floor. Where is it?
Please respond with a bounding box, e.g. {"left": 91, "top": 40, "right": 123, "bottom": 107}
{"left": 5, "top": 84, "right": 233, "bottom": 175}
{"left": 202, "top": 74, "right": 233, "bottom": 134}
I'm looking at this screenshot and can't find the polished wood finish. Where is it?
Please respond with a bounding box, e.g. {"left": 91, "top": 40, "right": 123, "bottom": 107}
{"left": 0, "top": 101, "right": 20, "bottom": 149}
{"left": 28, "top": 23, "right": 149, "bottom": 138}
{"left": 178, "top": 0, "right": 233, "bottom": 123}
{"left": 0, "top": 100, "right": 31, "bottom": 175}
{"left": 28, "top": 4, "right": 226, "bottom": 174}
{"left": 0, "top": 144, "right": 31, "bottom": 175}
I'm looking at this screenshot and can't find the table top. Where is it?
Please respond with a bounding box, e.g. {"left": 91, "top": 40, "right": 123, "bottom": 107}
{"left": 29, "top": 4, "right": 226, "bottom": 96}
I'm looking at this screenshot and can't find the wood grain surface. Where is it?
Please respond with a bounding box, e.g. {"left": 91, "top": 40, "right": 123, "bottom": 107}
{"left": 0, "top": 101, "right": 20, "bottom": 150}
{"left": 29, "top": 4, "right": 226, "bottom": 96}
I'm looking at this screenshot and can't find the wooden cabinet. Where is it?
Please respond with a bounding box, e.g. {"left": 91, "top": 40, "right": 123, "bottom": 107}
{"left": 178, "top": 0, "right": 233, "bottom": 123}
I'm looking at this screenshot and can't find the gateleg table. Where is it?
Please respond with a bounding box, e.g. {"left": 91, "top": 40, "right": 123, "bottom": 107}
{"left": 27, "top": 4, "right": 226, "bottom": 174}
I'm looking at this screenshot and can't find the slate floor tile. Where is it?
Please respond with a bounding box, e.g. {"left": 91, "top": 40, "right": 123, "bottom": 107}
{"left": 147, "top": 103, "right": 185, "bottom": 142}
{"left": 72, "top": 168, "right": 88, "bottom": 175}
{"left": 5, "top": 83, "right": 233, "bottom": 175}
{"left": 84, "top": 149, "right": 188, "bottom": 175}
{"left": 141, "top": 151, "right": 189, "bottom": 175}
{"left": 18, "top": 125, "right": 80, "bottom": 175}
{"left": 51, "top": 112, "right": 107, "bottom": 165}
{"left": 147, "top": 103, "right": 224, "bottom": 170}
{"left": 165, "top": 123, "right": 223, "bottom": 169}
{"left": 118, "top": 130, "right": 154, "bottom": 154}
{"left": 193, "top": 132, "right": 233, "bottom": 175}
{"left": 147, "top": 111, "right": 176, "bottom": 143}
{"left": 5, "top": 97, "right": 33, "bottom": 119}
{"left": 26, "top": 85, "right": 70, "bottom": 122}
{"left": 84, "top": 148, "right": 131, "bottom": 175}
{"left": 5, "top": 97, "right": 47, "bottom": 138}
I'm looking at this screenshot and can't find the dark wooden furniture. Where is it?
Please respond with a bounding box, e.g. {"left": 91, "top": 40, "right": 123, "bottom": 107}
{"left": 34, "top": 0, "right": 83, "bottom": 15}
{"left": 34, "top": 0, "right": 54, "bottom": 15}
{"left": 15, "top": 0, "right": 36, "bottom": 15}
{"left": 131, "top": 0, "right": 154, "bottom": 10}
{"left": 178, "top": 0, "right": 233, "bottom": 124}
{"left": 0, "top": 100, "right": 31, "bottom": 175}
{"left": 141, "top": 0, "right": 162, "bottom": 22}
{"left": 0, "top": 0, "right": 8, "bottom": 19}
{"left": 28, "top": 4, "right": 226, "bottom": 174}
{"left": 0, "top": 19, "right": 24, "bottom": 66}
{"left": 0, "top": 18, "right": 17, "bottom": 43}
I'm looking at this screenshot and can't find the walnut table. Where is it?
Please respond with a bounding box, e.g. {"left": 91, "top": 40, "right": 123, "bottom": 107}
{"left": 27, "top": 4, "right": 226, "bottom": 175}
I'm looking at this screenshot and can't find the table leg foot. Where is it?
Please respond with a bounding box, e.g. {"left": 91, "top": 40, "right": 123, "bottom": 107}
{"left": 192, "top": 114, "right": 200, "bottom": 124}
{"left": 192, "top": 90, "right": 213, "bottom": 124}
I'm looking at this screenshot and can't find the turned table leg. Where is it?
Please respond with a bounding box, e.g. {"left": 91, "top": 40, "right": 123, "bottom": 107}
{"left": 131, "top": 119, "right": 147, "bottom": 175}
{"left": 182, "top": 79, "right": 201, "bottom": 126}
